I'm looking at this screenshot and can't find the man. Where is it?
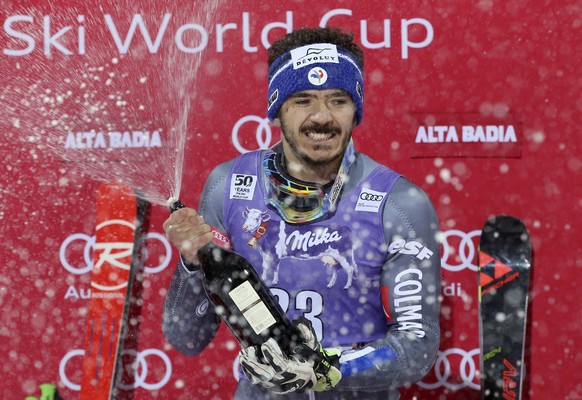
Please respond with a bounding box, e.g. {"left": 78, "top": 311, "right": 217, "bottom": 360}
{"left": 162, "top": 27, "right": 441, "bottom": 399}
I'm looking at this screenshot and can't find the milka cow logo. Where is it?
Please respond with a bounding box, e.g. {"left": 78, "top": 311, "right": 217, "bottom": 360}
{"left": 242, "top": 208, "right": 357, "bottom": 289}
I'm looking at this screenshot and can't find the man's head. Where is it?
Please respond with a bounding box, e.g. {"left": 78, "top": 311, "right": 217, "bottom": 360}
{"left": 262, "top": 28, "right": 363, "bottom": 223}
{"left": 267, "top": 27, "right": 365, "bottom": 126}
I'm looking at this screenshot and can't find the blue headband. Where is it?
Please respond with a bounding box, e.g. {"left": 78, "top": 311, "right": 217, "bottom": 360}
{"left": 267, "top": 43, "right": 364, "bottom": 125}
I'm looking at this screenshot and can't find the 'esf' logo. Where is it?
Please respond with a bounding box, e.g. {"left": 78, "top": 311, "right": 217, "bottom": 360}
{"left": 388, "top": 239, "right": 434, "bottom": 260}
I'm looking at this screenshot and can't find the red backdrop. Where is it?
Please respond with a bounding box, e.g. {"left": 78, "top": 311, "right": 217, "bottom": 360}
{"left": 1, "top": 1, "right": 580, "bottom": 399}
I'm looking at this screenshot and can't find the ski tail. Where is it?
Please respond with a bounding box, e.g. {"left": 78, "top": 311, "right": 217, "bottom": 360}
{"left": 79, "top": 182, "right": 149, "bottom": 400}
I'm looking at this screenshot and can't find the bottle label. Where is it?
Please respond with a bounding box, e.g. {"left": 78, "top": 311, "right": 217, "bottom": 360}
{"left": 229, "top": 281, "right": 276, "bottom": 335}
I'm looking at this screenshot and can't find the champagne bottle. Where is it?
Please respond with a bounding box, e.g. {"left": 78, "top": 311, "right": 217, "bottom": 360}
{"left": 169, "top": 199, "right": 301, "bottom": 355}
{"left": 198, "top": 242, "right": 302, "bottom": 354}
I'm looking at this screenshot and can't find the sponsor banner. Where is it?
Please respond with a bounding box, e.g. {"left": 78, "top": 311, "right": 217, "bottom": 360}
{"left": 64, "top": 130, "right": 163, "bottom": 150}
{"left": 2, "top": 1, "right": 580, "bottom": 400}
{"left": 232, "top": 115, "right": 278, "bottom": 154}
{"left": 60, "top": 348, "right": 172, "bottom": 392}
{"left": 408, "top": 113, "right": 523, "bottom": 158}
{"left": 418, "top": 347, "right": 480, "bottom": 391}
{"left": 1, "top": 10, "right": 434, "bottom": 59}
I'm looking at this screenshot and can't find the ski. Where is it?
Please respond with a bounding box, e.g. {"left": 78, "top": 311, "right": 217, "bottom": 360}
{"left": 79, "top": 182, "right": 148, "bottom": 400}
{"left": 478, "top": 215, "right": 532, "bottom": 400}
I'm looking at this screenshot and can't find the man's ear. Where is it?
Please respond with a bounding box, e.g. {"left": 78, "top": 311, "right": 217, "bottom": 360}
{"left": 273, "top": 117, "right": 282, "bottom": 128}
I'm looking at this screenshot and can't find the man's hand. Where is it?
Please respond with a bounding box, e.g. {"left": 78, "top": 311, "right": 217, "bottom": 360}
{"left": 239, "top": 318, "right": 342, "bottom": 394}
{"left": 293, "top": 317, "right": 342, "bottom": 392}
{"left": 240, "top": 338, "right": 316, "bottom": 394}
{"left": 162, "top": 207, "right": 214, "bottom": 265}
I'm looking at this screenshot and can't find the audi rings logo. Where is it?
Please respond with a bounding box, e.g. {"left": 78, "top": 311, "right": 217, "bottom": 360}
{"left": 60, "top": 348, "right": 172, "bottom": 391}
{"left": 359, "top": 192, "right": 384, "bottom": 201}
{"left": 440, "top": 229, "right": 481, "bottom": 272}
{"left": 232, "top": 115, "right": 276, "bottom": 154}
{"left": 418, "top": 347, "right": 480, "bottom": 391}
{"left": 60, "top": 226, "right": 172, "bottom": 276}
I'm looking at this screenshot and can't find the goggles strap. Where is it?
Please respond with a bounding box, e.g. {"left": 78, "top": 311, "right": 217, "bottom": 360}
{"left": 327, "top": 138, "right": 355, "bottom": 212}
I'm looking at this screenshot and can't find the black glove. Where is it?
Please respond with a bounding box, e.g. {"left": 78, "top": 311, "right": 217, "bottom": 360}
{"left": 240, "top": 337, "right": 317, "bottom": 394}
{"left": 239, "top": 317, "right": 342, "bottom": 394}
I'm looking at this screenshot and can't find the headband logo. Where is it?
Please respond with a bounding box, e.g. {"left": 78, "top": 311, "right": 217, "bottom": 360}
{"left": 308, "top": 67, "right": 328, "bottom": 86}
{"left": 290, "top": 43, "right": 339, "bottom": 70}
{"left": 356, "top": 81, "right": 363, "bottom": 100}
{"left": 268, "top": 89, "right": 279, "bottom": 110}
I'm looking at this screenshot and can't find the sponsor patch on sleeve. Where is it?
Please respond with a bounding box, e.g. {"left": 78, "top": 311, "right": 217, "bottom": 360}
{"left": 355, "top": 188, "right": 387, "bottom": 213}
{"left": 211, "top": 227, "right": 232, "bottom": 249}
{"left": 229, "top": 174, "right": 257, "bottom": 200}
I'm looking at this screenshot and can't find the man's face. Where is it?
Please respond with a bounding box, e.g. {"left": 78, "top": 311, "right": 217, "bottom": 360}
{"left": 274, "top": 89, "right": 356, "bottom": 175}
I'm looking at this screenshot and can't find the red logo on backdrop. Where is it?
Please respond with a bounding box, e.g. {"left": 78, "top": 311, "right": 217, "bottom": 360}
{"left": 408, "top": 113, "right": 523, "bottom": 158}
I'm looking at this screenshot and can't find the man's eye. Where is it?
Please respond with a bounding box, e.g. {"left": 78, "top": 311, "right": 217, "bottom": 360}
{"left": 294, "top": 99, "right": 311, "bottom": 105}
{"left": 331, "top": 98, "right": 349, "bottom": 105}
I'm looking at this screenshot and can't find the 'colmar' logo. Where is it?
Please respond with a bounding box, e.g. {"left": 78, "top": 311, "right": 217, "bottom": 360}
{"left": 393, "top": 268, "right": 425, "bottom": 338}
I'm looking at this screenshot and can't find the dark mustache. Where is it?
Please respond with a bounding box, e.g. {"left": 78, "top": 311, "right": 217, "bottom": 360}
{"left": 300, "top": 123, "right": 341, "bottom": 135}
